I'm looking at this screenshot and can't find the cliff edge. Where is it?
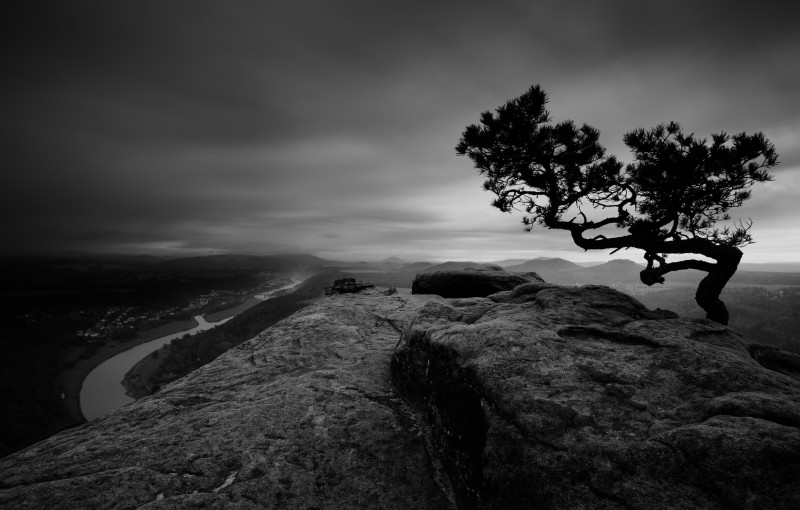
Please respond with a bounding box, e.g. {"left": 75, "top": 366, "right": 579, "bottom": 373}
{"left": 2, "top": 276, "right": 799, "bottom": 509}
{"left": 0, "top": 290, "right": 452, "bottom": 509}
{"left": 392, "top": 281, "right": 800, "bottom": 509}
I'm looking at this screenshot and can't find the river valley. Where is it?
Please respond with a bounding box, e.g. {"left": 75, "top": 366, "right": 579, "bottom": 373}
{"left": 79, "top": 277, "right": 304, "bottom": 421}
{"left": 79, "top": 314, "right": 232, "bottom": 420}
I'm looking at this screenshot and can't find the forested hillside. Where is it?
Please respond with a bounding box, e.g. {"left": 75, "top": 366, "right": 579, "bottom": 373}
{"left": 138, "top": 270, "right": 342, "bottom": 393}
{"left": 638, "top": 286, "right": 800, "bottom": 354}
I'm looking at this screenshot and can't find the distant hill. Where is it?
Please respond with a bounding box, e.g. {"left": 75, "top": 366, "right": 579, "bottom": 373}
{"left": 573, "top": 260, "right": 612, "bottom": 267}
{"left": 379, "top": 256, "right": 406, "bottom": 265}
{"left": 506, "top": 257, "right": 582, "bottom": 272}
{"left": 424, "top": 261, "right": 501, "bottom": 272}
{"left": 506, "top": 257, "right": 683, "bottom": 286}
{"left": 491, "top": 258, "right": 530, "bottom": 267}
{"left": 399, "top": 262, "right": 435, "bottom": 272}
{"left": 505, "top": 257, "right": 585, "bottom": 283}
{"left": 586, "top": 259, "right": 644, "bottom": 284}
{"left": 298, "top": 255, "right": 800, "bottom": 291}
{"left": 502, "top": 257, "right": 800, "bottom": 288}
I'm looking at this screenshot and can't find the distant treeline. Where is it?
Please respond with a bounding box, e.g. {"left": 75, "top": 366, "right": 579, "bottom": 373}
{"left": 144, "top": 270, "right": 342, "bottom": 392}
{"left": 638, "top": 286, "right": 800, "bottom": 354}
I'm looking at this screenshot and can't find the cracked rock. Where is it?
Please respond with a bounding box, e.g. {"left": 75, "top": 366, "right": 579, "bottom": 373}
{"left": 391, "top": 282, "right": 800, "bottom": 509}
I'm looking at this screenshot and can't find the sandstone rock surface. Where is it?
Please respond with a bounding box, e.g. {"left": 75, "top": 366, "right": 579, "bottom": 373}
{"left": 3, "top": 280, "right": 799, "bottom": 510}
{"left": 0, "top": 291, "right": 453, "bottom": 510}
{"left": 411, "top": 268, "right": 543, "bottom": 298}
{"left": 392, "top": 284, "right": 800, "bottom": 509}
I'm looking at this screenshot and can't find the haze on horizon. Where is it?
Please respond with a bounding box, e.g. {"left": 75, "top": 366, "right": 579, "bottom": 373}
{"left": 3, "top": 1, "right": 799, "bottom": 264}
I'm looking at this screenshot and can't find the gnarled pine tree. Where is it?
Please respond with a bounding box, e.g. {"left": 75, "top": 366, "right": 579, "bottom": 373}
{"left": 456, "top": 85, "right": 778, "bottom": 325}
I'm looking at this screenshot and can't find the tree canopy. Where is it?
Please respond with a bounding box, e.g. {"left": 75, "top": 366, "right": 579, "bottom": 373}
{"left": 456, "top": 85, "right": 778, "bottom": 325}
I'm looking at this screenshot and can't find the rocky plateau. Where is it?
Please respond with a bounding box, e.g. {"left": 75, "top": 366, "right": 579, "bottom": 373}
{"left": 1, "top": 270, "right": 799, "bottom": 509}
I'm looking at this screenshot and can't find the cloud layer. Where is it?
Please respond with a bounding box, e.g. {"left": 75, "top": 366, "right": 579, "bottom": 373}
{"left": 3, "top": 1, "right": 798, "bottom": 262}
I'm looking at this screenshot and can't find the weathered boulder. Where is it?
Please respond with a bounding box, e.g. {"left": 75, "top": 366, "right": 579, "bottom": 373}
{"left": 0, "top": 290, "right": 453, "bottom": 509}
{"left": 412, "top": 268, "right": 543, "bottom": 298}
{"left": 324, "top": 277, "right": 375, "bottom": 295}
{"left": 392, "top": 284, "right": 800, "bottom": 509}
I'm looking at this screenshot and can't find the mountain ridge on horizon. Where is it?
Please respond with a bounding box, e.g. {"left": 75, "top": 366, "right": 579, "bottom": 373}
{"left": 5, "top": 250, "right": 800, "bottom": 275}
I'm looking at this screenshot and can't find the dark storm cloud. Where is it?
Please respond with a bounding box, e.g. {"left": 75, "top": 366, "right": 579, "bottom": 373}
{"left": 2, "top": 1, "right": 798, "bottom": 260}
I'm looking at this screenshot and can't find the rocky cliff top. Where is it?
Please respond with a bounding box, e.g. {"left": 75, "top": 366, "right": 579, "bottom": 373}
{"left": 2, "top": 275, "right": 799, "bottom": 509}
{"left": 411, "top": 268, "right": 543, "bottom": 298}
{"left": 1, "top": 290, "right": 451, "bottom": 509}
{"left": 393, "top": 282, "right": 800, "bottom": 509}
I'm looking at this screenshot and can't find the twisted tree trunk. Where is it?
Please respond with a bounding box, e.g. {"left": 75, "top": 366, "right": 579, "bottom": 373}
{"left": 564, "top": 224, "right": 743, "bottom": 326}
{"left": 636, "top": 246, "right": 741, "bottom": 325}
{"left": 694, "top": 248, "right": 742, "bottom": 325}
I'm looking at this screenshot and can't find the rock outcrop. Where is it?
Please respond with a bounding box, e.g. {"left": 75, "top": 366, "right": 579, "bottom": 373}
{"left": 324, "top": 277, "right": 375, "bottom": 295}
{"left": 2, "top": 278, "right": 799, "bottom": 509}
{"left": 391, "top": 283, "right": 800, "bottom": 509}
{"left": 0, "top": 290, "right": 452, "bottom": 509}
{"left": 412, "top": 268, "right": 543, "bottom": 298}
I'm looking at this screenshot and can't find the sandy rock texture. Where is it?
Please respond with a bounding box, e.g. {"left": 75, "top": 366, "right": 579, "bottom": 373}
{"left": 392, "top": 283, "right": 800, "bottom": 509}
{"left": 0, "top": 290, "right": 453, "bottom": 510}
{"left": 4, "top": 277, "right": 799, "bottom": 510}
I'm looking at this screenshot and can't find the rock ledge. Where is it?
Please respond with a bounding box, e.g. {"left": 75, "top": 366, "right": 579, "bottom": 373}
{"left": 392, "top": 283, "right": 800, "bottom": 509}
{"left": 3, "top": 281, "right": 799, "bottom": 510}
{"left": 0, "top": 290, "right": 451, "bottom": 509}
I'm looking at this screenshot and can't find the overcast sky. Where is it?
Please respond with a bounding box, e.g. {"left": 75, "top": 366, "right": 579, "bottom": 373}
{"left": 3, "top": 1, "right": 799, "bottom": 262}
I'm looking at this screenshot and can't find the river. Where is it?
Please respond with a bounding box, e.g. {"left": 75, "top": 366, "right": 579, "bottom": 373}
{"left": 79, "top": 277, "right": 305, "bottom": 421}
{"left": 79, "top": 315, "right": 232, "bottom": 420}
